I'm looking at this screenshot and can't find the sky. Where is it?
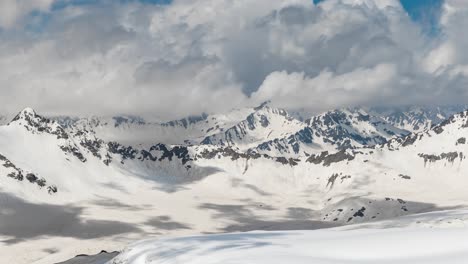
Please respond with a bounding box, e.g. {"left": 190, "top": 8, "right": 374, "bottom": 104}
{"left": 0, "top": 0, "right": 467, "bottom": 119}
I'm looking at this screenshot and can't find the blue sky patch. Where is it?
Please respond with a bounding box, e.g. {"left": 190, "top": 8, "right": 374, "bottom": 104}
{"left": 314, "top": 0, "right": 443, "bottom": 33}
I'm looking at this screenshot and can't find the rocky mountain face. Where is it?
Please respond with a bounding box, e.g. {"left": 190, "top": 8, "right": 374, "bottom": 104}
{"left": 370, "top": 105, "right": 468, "bottom": 133}
{"left": 44, "top": 104, "right": 460, "bottom": 157}
{"left": 201, "top": 104, "right": 305, "bottom": 150}
{"left": 2, "top": 104, "right": 468, "bottom": 231}
{"left": 253, "top": 108, "right": 409, "bottom": 157}
{"left": 54, "top": 108, "right": 255, "bottom": 146}
{"left": 4, "top": 105, "right": 468, "bottom": 264}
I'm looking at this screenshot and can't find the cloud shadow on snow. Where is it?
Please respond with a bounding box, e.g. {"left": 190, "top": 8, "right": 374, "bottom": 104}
{"left": 198, "top": 202, "right": 339, "bottom": 233}
{"left": 144, "top": 216, "right": 192, "bottom": 231}
{"left": 129, "top": 164, "right": 223, "bottom": 193}
{"left": 91, "top": 197, "right": 154, "bottom": 211}
{"left": 0, "top": 193, "right": 142, "bottom": 245}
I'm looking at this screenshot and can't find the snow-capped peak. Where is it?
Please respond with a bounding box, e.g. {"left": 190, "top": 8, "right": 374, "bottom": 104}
{"left": 253, "top": 107, "right": 409, "bottom": 157}
{"left": 9, "top": 107, "right": 39, "bottom": 124}
{"left": 6, "top": 107, "right": 74, "bottom": 146}
{"left": 20, "top": 107, "right": 36, "bottom": 115}
{"left": 201, "top": 104, "right": 305, "bottom": 150}
{"left": 370, "top": 105, "right": 468, "bottom": 133}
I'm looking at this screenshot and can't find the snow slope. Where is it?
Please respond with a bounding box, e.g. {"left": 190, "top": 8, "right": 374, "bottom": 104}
{"left": 110, "top": 209, "right": 468, "bottom": 264}
{"left": 56, "top": 108, "right": 254, "bottom": 146}
{"left": 2, "top": 106, "right": 468, "bottom": 264}
{"left": 371, "top": 105, "right": 468, "bottom": 133}
{"left": 254, "top": 107, "right": 409, "bottom": 157}
{"left": 201, "top": 104, "right": 305, "bottom": 150}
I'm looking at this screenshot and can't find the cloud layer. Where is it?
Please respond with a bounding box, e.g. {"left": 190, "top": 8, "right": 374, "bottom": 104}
{"left": 0, "top": 0, "right": 467, "bottom": 119}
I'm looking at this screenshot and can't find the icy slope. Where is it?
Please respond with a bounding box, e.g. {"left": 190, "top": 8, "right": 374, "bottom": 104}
{"left": 110, "top": 210, "right": 468, "bottom": 264}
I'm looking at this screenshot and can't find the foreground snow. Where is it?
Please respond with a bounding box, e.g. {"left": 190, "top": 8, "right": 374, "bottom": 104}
{"left": 111, "top": 225, "right": 468, "bottom": 264}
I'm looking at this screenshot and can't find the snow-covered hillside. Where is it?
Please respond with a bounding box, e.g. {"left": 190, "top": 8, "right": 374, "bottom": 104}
{"left": 201, "top": 103, "right": 305, "bottom": 150}
{"left": 371, "top": 105, "right": 468, "bottom": 133}
{"left": 111, "top": 209, "right": 468, "bottom": 264}
{"left": 54, "top": 108, "right": 255, "bottom": 146}
{"left": 254, "top": 108, "right": 408, "bottom": 157}
{"left": 2, "top": 105, "right": 468, "bottom": 264}
{"left": 0, "top": 115, "right": 8, "bottom": 126}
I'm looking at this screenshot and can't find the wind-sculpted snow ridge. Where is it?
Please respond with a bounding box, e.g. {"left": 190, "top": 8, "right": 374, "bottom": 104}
{"left": 110, "top": 210, "right": 468, "bottom": 264}
{"left": 111, "top": 230, "right": 468, "bottom": 264}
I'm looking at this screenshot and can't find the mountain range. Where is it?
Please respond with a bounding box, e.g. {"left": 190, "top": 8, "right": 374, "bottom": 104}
{"left": 2, "top": 103, "right": 468, "bottom": 264}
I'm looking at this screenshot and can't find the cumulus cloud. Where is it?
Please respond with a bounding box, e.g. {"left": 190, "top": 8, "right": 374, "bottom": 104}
{"left": 252, "top": 64, "right": 398, "bottom": 111}
{"left": 0, "top": 0, "right": 467, "bottom": 119}
{"left": 0, "top": 0, "right": 56, "bottom": 28}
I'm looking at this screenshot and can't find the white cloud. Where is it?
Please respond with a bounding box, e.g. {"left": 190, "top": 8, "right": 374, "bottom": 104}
{"left": 0, "top": 0, "right": 467, "bottom": 119}
{"left": 0, "top": 0, "right": 56, "bottom": 28}
{"left": 251, "top": 64, "right": 398, "bottom": 111}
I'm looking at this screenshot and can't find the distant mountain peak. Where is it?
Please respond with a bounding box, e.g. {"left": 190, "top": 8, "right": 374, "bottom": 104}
{"left": 9, "top": 107, "right": 42, "bottom": 125}
{"left": 20, "top": 107, "right": 36, "bottom": 115}
{"left": 254, "top": 100, "right": 271, "bottom": 111}
{"left": 8, "top": 107, "right": 72, "bottom": 141}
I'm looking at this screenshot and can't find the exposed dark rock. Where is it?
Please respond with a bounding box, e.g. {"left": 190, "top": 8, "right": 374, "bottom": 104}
{"left": 254, "top": 101, "right": 270, "bottom": 111}
{"left": 259, "top": 115, "right": 270, "bottom": 128}
{"left": 47, "top": 185, "right": 58, "bottom": 194}
{"left": 275, "top": 157, "right": 300, "bottom": 166}
{"left": 37, "top": 178, "right": 46, "bottom": 187}
{"left": 326, "top": 173, "right": 339, "bottom": 189}
{"left": 398, "top": 174, "right": 411, "bottom": 180}
{"left": 418, "top": 152, "right": 461, "bottom": 166}
{"left": 149, "top": 144, "right": 192, "bottom": 165}
{"left": 60, "top": 145, "right": 87, "bottom": 163}
{"left": 80, "top": 138, "right": 104, "bottom": 159}
{"left": 26, "top": 173, "right": 38, "bottom": 183}
{"left": 10, "top": 109, "right": 69, "bottom": 140}
{"left": 198, "top": 147, "right": 261, "bottom": 161}
{"left": 353, "top": 207, "right": 366, "bottom": 217}
{"left": 7, "top": 172, "right": 23, "bottom": 181}
{"left": 433, "top": 126, "right": 444, "bottom": 134}
{"left": 306, "top": 151, "right": 329, "bottom": 165}
{"left": 401, "top": 134, "right": 419, "bottom": 147}
{"left": 107, "top": 142, "right": 193, "bottom": 166}
{"left": 306, "top": 150, "right": 355, "bottom": 167}
{"left": 340, "top": 175, "right": 351, "bottom": 183}
{"left": 107, "top": 142, "right": 138, "bottom": 161}
{"left": 103, "top": 153, "right": 112, "bottom": 166}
